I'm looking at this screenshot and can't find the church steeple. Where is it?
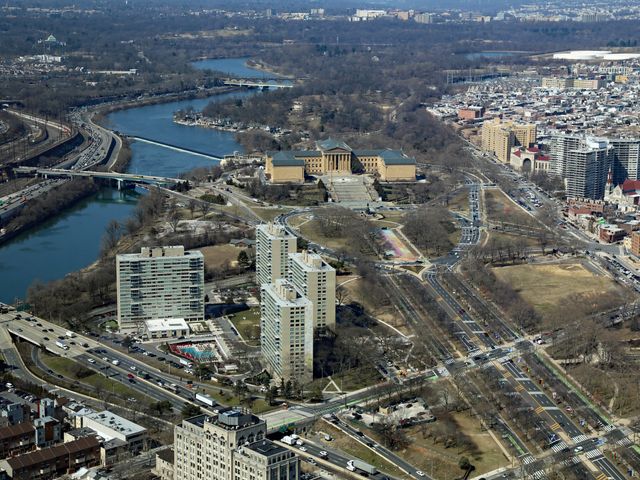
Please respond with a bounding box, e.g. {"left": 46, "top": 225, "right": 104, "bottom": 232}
{"left": 606, "top": 167, "right": 614, "bottom": 197}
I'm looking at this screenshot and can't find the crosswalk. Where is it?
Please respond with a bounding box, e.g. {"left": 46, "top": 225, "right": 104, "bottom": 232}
{"left": 615, "top": 437, "right": 633, "bottom": 446}
{"left": 596, "top": 473, "right": 609, "bottom": 480}
{"left": 586, "top": 448, "right": 603, "bottom": 459}
{"left": 551, "top": 441, "right": 568, "bottom": 453}
{"left": 604, "top": 424, "right": 616, "bottom": 432}
{"left": 572, "top": 434, "right": 588, "bottom": 443}
{"left": 522, "top": 455, "right": 536, "bottom": 465}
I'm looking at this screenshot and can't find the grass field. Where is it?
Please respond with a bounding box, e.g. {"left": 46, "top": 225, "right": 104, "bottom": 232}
{"left": 400, "top": 411, "right": 509, "bottom": 477}
{"left": 485, "top": 230, "right": 539, "bottom": 247}
{"left": 227, "top": 307, "right": 261, "bottom": 346}
{"left": 299, "top": 219, "right": 360, "bottom": 254}
{"left": 41, "top": 355, "right": 146, "bottom": 402}
{"left": 448, "top": 189, "right": 470, "bottom": 217}
{"left": 484, "top": 189, "right": 536, "bottom": 226}
{"left": 200, "top": 244, "right": 246, "bottom": 270}
{"left": 492, "top": 261, "right": 621, "bottom": 316}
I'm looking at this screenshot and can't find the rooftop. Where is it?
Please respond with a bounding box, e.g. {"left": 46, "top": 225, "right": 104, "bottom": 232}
{"left": 270, "top": 151, "right": 305, "bottom": 167}
{"left": 246, "top": 439, "right": 290, "bottom": 457}
{"left": 6, "top": 436, "right": 100, "bottom": 470}
{"left": 144, "top": 318, "right": 189, "bottom": 333}
{"left": 82, "top": 411, "right": 146, "bottom": 439}
{"left": 378, "top": 149, "right": 416, "bottom": 165}
{"left": 316, "top": 138, "right": 352, "bottom": 152}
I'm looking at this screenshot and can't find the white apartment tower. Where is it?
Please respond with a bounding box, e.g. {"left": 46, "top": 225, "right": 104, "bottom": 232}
{"left": 116, "top": 246, "right": 204, "bottom": 333}
{"left": 288, "top": 251, "right": 336, "bottom": 333}
{"left": 174, "top": 410, "right": 299, "bottom": 480}
{"left": 550, "top": 134, "right": 613, "bottom": 199}
{"left": 260, "top": 279, "right": 313, "bottom": 384}
{"left": 255, "top": 223, "right": 297, "bottom": 286}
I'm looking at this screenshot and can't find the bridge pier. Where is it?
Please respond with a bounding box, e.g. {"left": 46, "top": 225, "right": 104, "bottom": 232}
{"left": 116, "top": 178, "right": 123, "bottom": 190}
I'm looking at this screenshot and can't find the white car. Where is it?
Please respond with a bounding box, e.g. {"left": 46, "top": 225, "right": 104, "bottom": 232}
{"left": 87, "top": 358, "right": 95, "bottom": 364}
{"left": 298, "top": 446, "right": 307, "bottom": 452}
{"left": 574, "top": 446, "right": 584, "bottom": 454}
{"left": 416, "top": 472, "right": 426, "bottom": 477}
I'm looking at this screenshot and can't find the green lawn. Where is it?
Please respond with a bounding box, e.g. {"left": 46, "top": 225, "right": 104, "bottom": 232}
{"left": 41, "top": 355, "right": 147, "bottom": 402}
{"left": 228, "top": 307, "right": 261, "bottom": 346}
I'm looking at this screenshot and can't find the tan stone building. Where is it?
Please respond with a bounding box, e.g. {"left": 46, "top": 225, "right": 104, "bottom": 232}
{"left": 481, "top": 119, "right": 537, "bottom": 163}
{"left": 265, "top": 138, "right": 416, "bottom": 183}
{"left": 174, "top": 410, "right": 299, "bottom": 480}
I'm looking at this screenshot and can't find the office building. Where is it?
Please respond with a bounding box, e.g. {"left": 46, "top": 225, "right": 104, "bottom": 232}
{"left": 550, "top": 134, "right": 613, "bottom": 199}
{"left": 481, "top": 118, "right": 536, "bottom": 163}
{"left": 174, "top": 410, "right": 299, "bottom": 480}
{"left": 260, "top": 279, "right": 313, "bottom": 384}
{"left": 288, "top": 251, "right": 336, "bottom": 333}
{"left": 255, "top": 223, "right": 297, "bottom": 286}
{"left": 116, "top": 246, "right": 204, "bottom": 334}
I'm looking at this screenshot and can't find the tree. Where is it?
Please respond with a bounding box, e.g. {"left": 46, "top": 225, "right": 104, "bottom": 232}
{"left": 167, "top": 203, "right": 181, "bottom": 233}
{"left": 188, "top": 199, "right": 198, "bottom": 219}
{"left": 122, "top": 336, "right": 134, "bottom": 352}
{"left": 237, "top": 250, "right": 251, "bottom": 269}
{"left": 266, "top": 385, "right": 279, "bottom": 405}
{"left": 199, "top": 200, "right": 212, "bottom": 218}
{"left": 181, "top": 403, "right": 202, "bottom": 418}
{"left": 100, "top": 219, "right": 122, "bottom": 257}
{"left": 151, "top": 400, "right": 172, "bottom": 416}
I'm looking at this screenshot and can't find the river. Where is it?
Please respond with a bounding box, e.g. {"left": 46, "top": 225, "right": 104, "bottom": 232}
{"left": 0, "top": 57, "right": 262, "bottom": 303}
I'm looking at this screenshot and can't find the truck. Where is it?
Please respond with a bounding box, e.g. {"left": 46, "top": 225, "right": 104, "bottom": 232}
{"left": 179, "top": 358, "right": 194, "bottom": 368}
{"left": 347, "top": 460, "right": 377, "bottom": 475}
{"left": 65, "top": 330, "right": 76, "bottom": 338}
{"left": 195, "top": 393, "right": 216, "bottom": 408}
{"left": 281, "top": 436, "right": 296, "bottom": 446}
{"left": 55, "top": 340, "right": 69, "bottom": 350}
{"left": 167, "top": 383, "right": 179, "bottom": 393}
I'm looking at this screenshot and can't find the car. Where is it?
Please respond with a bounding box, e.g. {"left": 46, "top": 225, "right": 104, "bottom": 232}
{"left": 319, "top": 451, "right": 328, "bottom": 458}
{"left": 574, "top": 446, "right": 584, "bottom": 453}
{"left": 16, "top": 328, "right": 22, "bottom": 332}
{"left": 298, "top": 446, "right": 307, "bottom": 452}
{"left": 416, "top": 472, "right": 426, "bottom": 477}
{"left": 306, "top": 457, "right": 316, "bottom": 465}
{"left": 102, "top": 357, "right": 108, "bottom": 361}
{"left": 43, "top": 337, "right": 49, "bottom": 341}
{"left": 87, "top": 358, "right": 95, "bottom": 364}
{"left": 130, "top": 366, "right": 136, "bottom": 371}
{"left": 127, "top": 373, "right": 135, "bottom": 379}
{"left": 324, "top": 435, "right": 332, "bottom": 441}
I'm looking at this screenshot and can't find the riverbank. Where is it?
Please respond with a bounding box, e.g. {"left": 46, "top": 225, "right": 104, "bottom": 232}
{"left": 92, "top": 85, "right": 239, "bottom": 127}
{"left": 0, "top": 179, "right": 99, "bottom": 247}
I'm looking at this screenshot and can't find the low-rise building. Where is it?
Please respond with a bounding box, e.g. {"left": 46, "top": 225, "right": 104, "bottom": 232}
{"left": 0, "top": 422, "right": 36, "bottom": 458}
{"left": 0, "top": 436, "right": 100, "bottom": 480}
{"left": 80, "top": 411, "right": 147, "bottom": 455}
{"left": 144, "top": 318, "right": 189, "bottom": 340}
{"left": 599, "top": 224, "right": 626, "bottom": 243}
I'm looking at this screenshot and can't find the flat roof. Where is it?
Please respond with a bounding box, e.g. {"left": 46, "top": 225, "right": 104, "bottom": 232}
{"left": 145, "top": 318, "right": 189, "bottom": 332}
{"left": 247, "top": 439, "right": 289, "bottom": 456}
{"left": 83, "top": 411, "right": 146, "bottom": 439}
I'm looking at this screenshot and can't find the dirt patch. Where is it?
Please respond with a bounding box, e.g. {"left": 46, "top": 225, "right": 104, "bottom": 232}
{"left": 492, "top": 261, "right": 621, "bottom": 316}
{"left": 200, "top": 244, "right": 247, "bottom": 270}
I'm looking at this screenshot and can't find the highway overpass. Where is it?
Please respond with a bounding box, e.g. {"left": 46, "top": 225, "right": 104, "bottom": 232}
{"left": 14, "top": 166, "right": 183, "bottom": 188}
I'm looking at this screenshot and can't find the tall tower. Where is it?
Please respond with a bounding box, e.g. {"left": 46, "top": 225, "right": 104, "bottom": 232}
{"left": 260, "top": 279, "right": 313, "bottom": 385}
{"left": 255, "top": 223, "right": 297, "bottom": 286}
{"left": 288, "top": 251, "right": 336, "bottom": 333}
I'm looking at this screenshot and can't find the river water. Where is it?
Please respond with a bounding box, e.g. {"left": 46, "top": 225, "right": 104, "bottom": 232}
{"left": 0, "top": 57, "right": 262, "bottom": 303}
